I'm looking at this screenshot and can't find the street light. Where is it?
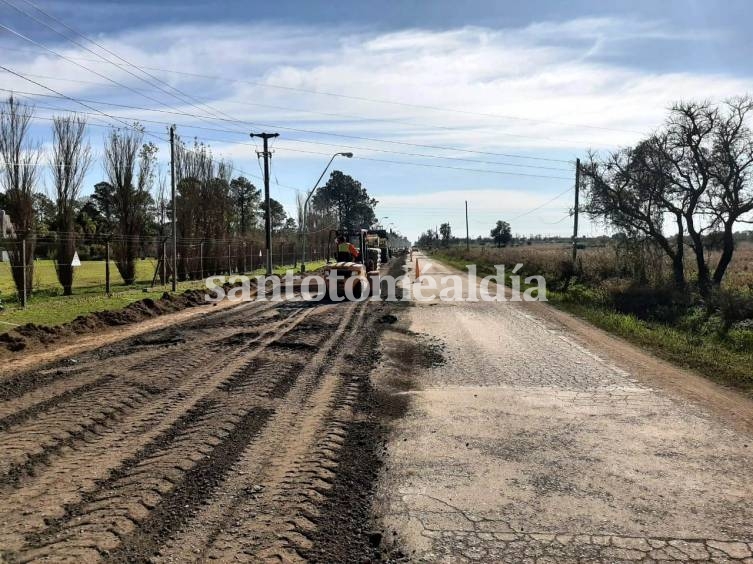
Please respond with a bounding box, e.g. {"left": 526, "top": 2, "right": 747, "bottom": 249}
{"left": 301, "top": 152, "right": 353, "bottom": 272}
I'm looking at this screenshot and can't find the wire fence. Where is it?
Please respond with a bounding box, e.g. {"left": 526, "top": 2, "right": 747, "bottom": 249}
{"left": 0, "top": 235, "right": 333, "bottom": 305}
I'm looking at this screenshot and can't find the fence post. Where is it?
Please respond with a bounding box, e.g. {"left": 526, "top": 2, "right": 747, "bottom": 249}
{"left": 227, "top": 242, "right": 232, "bottom": 275}
{"left": 161, "top": 239, "right": 166, "bottom": 286}
{"left": 242, "top": 241, "right": 247, "bottom": 273}
{"left": 105, "top": 239, "right": 111, "bottom": 295}
{"left": 197, "top": 241, "right": 202, "bottom": 281}
{"left": 21, "top": 237, "right": 27, "bottom": 308}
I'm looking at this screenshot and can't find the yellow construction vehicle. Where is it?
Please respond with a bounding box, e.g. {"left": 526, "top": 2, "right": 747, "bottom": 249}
{"left": 323, "top": 229, "right": 380, "bottom": 299}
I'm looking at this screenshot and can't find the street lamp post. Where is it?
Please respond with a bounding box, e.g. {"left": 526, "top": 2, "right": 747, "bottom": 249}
{"left": 301, "top": 151, "right": 353, "bottom": 272}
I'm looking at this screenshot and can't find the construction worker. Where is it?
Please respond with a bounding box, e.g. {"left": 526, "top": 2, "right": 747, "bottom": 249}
{"left": 336, "top": 236, "right": 359, "bottom": 262}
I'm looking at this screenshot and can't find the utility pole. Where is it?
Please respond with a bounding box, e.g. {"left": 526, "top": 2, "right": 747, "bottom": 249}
{"left": 465, "top": 200, "right": 470, "bottom": 251}
{"left": 161, "top": 239, "right": 167, "bottom": 285}
{"left": 105, "top": 238, "right": 111, "bottom": 295}
{"left": 199, "top": 240, "right": 204, "bottom": 280}
{"left": 169, "top": 125, "right": 177, "bottom": 292}
{"left": 21, "top": 237, "right": 27, "bottom": 308}
{"left": 250, "top": 132, "right": 279, "bottom": 275}
{"left": 571, "top": 158, "right": 581, "bottom": 265}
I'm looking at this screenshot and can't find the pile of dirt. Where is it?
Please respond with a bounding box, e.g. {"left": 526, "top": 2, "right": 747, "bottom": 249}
{"left": 301, "top": 302, "right": 412, "bottom": 563}
{"left": 0, "top": 288, "right": 210, "bottom": 354}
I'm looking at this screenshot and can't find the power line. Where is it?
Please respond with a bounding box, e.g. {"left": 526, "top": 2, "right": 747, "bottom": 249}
{"left": 0, "top": 65, "right": 166, "bottom": 139}
{"left": 14, "top": 103, "right": 574, "bottom": 180}
{"left": 5, "top": 0, "right": 253, "bottom": 134}
{"left": 23, "top": 100, "right": 573, "bottom": 172}
{"left": 6, "top": 70, "right": 599, "bottom": 150}
{"left": 10, "top": 111, "right": 305, "bottom": 193}
{"left": 30, "top": 102, "right": 572, "bottom": 171}
{"left": 510, "top": 186, "right": 574, "bottom": 220}
{"left": 271, "top": 144, "right": 572, "bottom": 180}
{"left": 0, "top": 87, "right": 575, "bottom": 164}
{"left": 0, "top": 21, "right": 200, "bottom": 122}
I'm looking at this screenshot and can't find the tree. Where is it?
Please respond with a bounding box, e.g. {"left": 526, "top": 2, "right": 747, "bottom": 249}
{"left": 581, "top": 136, "right": 687, "bottom": 289}
{"left": 102, "top": 126, "right": 156, "bottom": 284}
{"left": 439, "top": 222, "right": 451, "bottom": 246}
{"left": 171, "top": 137, "right": 236, "bottom": 279}
{"left": 704, "top": 96, "right": 753, "bottom": 287}
{"left": 0, "top": 95, "right": 40, "bottom": 298}
{"left": 260, "top": 198, "right": 287, "bottom": 232}
{"left": 33, "top": 193, "right": 56, "bottom": 235}
{"left": 583, "top": 97, "right": 753, "bottom": 295}
{"left": 417, "top": 229, "right": 438, "bottom": 248}
{"left": 230, "top": 176, "right": 260, "bottom": 235}
{"left": 50, "top": 115, "right": 91, "bottom": 294}
{"left": 490, "top": 220, "right": 511, "bottom": 247}
{"left": 311, "top": 170, "right": 376, "bottom": 232}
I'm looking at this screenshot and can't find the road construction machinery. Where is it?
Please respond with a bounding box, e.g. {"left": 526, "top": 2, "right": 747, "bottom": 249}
{"left": 323, "top": 229, "right": 380, "bottom": 299}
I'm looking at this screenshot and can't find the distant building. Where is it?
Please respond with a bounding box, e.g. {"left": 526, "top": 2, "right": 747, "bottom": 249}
{"left": 0, "top": 210, "right": 13, "bottom": 238}
{"left": 0, "top": 209, "right": 14, "bottom": 262}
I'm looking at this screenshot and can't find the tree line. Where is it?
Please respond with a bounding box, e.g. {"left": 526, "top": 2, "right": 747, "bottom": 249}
{"left": 417, "top": 219, "right": 512, "bottom": 248}
{"left": 1, "top": 96, "right": 383, "bottom": 298}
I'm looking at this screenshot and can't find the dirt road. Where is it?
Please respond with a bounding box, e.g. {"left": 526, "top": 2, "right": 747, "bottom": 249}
{"left": 0, "top": 292, "right": 392, "bottom": 563}
{"left": 374, "top": 253, "right": 753, "bottom": 563}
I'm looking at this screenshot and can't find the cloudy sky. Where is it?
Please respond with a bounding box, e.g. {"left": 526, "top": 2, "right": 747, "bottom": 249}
{"left": 2, "top": 0, "right": 752, "bottom": 240}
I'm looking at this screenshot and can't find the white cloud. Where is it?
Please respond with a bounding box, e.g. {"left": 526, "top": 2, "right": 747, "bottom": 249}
{"left": 5, "top": 17, "right": 750, "bottom": 155}
{"left": 2, "top": 16, "right": 751, "bottom": 238}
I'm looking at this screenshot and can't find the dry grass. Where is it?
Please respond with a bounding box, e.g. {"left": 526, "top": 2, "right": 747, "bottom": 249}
{"left": 443, "top": 241, "right": 753, "bottom": 291}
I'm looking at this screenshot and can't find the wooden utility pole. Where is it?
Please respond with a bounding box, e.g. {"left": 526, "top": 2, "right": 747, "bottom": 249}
{"left": 571, "top": 158, "right": 581, "bottom": 265}
{"left": 21, "top": 237, "right": 27, "bottom": 308}
{"left": 169, "top": 125, "right": 177, "bottom": 292}
{"left": 199, "top": 240, "right": 204, "bottom": 280}
{"left": 465, "top": 200, "right": 469, "bottom": 251}
{"left": 105, "top": 239, "right": 111, "bottom": 294}
{"left": 250, "top": 132, "right": 279, "bottom": 275}
{"left": 161, "top": 239, "right": 167, "bottom": 285}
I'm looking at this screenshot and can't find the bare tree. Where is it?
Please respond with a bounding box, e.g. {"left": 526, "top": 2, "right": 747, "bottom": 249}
{"left": 706, "top": 96, "right": 753, "bottom": 286}
{"left": 584, "top": 98, "right": 753, "bottom": 295}
{"left": 0, "top": 95, "right": 40, "bottom": 298}
{"left": 663, "top": 100, "right": 717, "bottom": 296}
{"left": 50, "top": 114, "right": 91, "bottom": 295}
{"left": 102, "top": 125, "right": 156, "bottom": 284}
{"left": 582, "top": 136, "right": 687, "bottom": 289}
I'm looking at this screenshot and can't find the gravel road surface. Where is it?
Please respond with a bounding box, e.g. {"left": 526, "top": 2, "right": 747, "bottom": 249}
{"left": 374, "top": 253, "right": 753, "bottom": 563}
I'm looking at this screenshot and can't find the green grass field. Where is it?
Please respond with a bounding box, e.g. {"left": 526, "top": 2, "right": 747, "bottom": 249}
{"left": 0, "top": 259, "right": 159, "bottom": 296}
{"left": 0, "top": 259, "right": 327, "bottom": 328}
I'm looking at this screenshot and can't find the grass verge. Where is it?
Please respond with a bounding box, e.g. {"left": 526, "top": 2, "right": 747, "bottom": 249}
{"left": 0, "top": 260, "right": 327, "bottom": 328}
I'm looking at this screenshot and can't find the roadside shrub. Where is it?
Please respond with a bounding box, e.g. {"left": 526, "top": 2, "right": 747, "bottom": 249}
{"left": 607, "top": 284, "right": 692, "bottom": 323}
{"left": 709, "top": 288, "right": 753, "bottom": 334}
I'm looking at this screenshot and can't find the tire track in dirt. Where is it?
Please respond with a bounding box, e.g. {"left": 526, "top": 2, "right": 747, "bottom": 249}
{"left": 1, "top": 267, "right": 398, "bottom": 564}
{"left": 0, "top": 301, "right": 281, "bottom": 420}
{"left": 153, "top": 302, "right": 369, "bottom": 563}
{"left": 0, "top": 302, "right": 318, "bottom": 554}
{"left": 0, "top": 301, "right": 288, "bottom": 478}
